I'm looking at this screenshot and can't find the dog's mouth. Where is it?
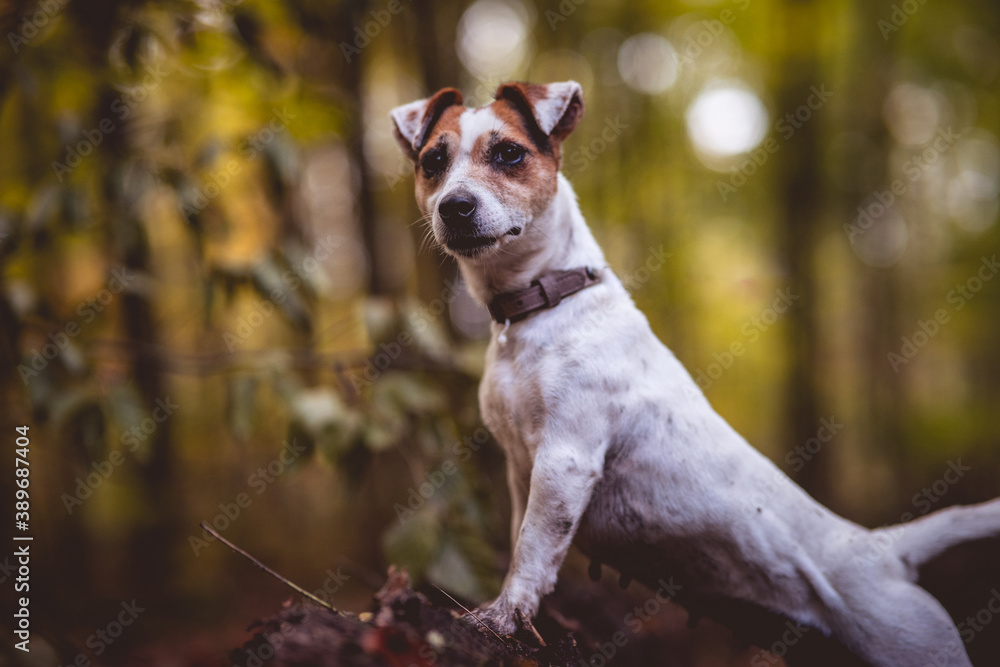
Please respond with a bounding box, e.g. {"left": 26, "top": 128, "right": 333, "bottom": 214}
{"left": 442, "top": 226, "right": 523, "bottom": 258}
{"left": 445, "top": 235, "right": 498, "bottom": 257}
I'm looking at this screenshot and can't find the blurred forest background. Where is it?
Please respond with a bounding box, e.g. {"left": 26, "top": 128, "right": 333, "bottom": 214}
{"left": 1, "top": 0, "right": 999, "bottom": 664}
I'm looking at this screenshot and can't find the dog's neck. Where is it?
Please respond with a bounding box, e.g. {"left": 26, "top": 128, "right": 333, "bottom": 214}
{"left": 457, "top": 174, "right": 606, "bottom": 305}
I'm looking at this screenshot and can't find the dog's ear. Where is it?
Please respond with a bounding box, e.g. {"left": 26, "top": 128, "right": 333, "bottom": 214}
{"left": 390, "top": 88, "right": 464, "bottom": 160}
{"left": 494, "top": 80, "right": 584, "bottom": 145}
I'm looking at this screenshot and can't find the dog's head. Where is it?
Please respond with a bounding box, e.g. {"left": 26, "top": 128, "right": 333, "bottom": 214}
{"left": 390, "top": 81, "right": 584, "bottom": 261}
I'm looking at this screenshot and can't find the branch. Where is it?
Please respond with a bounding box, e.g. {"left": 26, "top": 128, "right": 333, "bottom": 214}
{"left": 201, "top": 523, "right": 337, "bottom": 612}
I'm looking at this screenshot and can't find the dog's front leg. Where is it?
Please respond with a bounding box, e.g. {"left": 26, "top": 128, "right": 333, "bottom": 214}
{"left": 478, "top": 442, "right": 604, "bottom": 636}
{"left": 506, "top": 464, "right": 527, "bottom": 549}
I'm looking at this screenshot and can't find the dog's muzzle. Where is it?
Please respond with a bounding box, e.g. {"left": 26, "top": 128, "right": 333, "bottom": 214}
{"left": 439, "top": 192, "right": 499, "bottom": 256}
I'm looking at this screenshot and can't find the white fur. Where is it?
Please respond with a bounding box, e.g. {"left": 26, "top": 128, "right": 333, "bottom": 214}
{"left": 529, "top": 80, "right": 582, "bottom": 135}
{"left": 396, "top": 84, "right": 1000, "bottom": 667}
{"left": 390, "top": 97, "right": 432, "bottom": 150}
{"left": 458, "top": 107, "right": 499, "bottom": 155}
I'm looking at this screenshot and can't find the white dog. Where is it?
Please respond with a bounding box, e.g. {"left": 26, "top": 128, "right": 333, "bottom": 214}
{"left": 391, "top": 80, "right": 1000, "bottom": 666}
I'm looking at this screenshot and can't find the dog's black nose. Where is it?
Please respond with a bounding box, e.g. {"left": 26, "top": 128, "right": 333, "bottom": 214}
{"left": 439, "top": 194, "right": 477, "bottom": 223}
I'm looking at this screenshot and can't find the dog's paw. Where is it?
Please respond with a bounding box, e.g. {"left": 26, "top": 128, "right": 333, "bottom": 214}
{"left": 466, "top": 601, "right": 519, "bottom": 637}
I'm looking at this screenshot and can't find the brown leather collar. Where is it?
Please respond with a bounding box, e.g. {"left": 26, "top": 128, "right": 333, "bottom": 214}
{"left": 488, "top": 266, "right": 602, "bottom": 324}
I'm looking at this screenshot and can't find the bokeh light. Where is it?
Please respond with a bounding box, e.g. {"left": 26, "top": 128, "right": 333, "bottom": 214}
{"left": 948, "top": 131, "right": 1000, "bottom": 232}
{"left": 617, "top": 33, "right": 678, "bottom": 95}
{"left": 883, "top": 83, "right": 948, "bottom": 146}
{"left": 685, "top": 79, "right": 769, "bottom": 161}
{"left": 849, "top": 206, "right": 910, "bottom": 268}
{"left": 457, "top": 0, "right": 533, "bottom": 80}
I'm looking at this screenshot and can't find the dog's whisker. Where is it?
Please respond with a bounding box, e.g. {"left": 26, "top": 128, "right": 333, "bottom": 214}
{"left": 408, "top": 214, "right": 433, "bottom": 229}
{"left": 419, "top": 229, "right": 438, "bottom": 255}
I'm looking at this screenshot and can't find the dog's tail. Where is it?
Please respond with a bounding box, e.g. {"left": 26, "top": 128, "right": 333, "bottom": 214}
{"left": 882, "top": 498, "right": 1000, "bottom": 575}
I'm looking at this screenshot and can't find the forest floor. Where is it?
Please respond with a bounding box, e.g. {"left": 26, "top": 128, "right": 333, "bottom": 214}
{"left": 230, "top": 567, "right": 587, "bottom": 666}
{"left": 228, "top": 535, "right": 1000, "bottom": 667}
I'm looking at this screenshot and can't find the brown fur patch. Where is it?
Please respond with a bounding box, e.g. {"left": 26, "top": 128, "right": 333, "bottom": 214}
{"left": 485, "top": 106, "right": 557, "bottom": 220}
{"left": 413, "top": 105, "right": 465, "bottom": 209}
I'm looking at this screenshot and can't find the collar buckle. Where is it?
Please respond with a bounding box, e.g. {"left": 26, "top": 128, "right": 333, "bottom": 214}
{"left": 487, "top": 266, "right": 603, "bottom": 325}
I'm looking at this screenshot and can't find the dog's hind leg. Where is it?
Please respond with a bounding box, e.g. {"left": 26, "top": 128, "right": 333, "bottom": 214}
{"left": 830, "top": 579, "right": 972, "bottom": 667}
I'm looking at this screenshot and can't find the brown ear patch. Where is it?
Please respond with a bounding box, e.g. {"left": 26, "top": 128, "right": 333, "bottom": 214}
{"left": 390, "top": 88, "right": 465, "bottom": 161}
{"left": 416, "top": 104, "right": 465, "bottom": 157}
{"left": 494, "top": 82, "right": 553, "bottom": 152}
{"left": 415, "top": 88, "right": 463, "bottom": 154}
{"left": 495, "top": 81, "right": 552, "bottom": 108}
{"left": 493, "top": 81, "right": 585, "bottom": 148}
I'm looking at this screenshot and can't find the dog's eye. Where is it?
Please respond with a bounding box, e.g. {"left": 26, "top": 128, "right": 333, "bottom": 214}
{"left": 421, "top": 149, "right": 447, "bottom": 176}
{"left": 493, "top": 143, "right": 525, "bottom": 166}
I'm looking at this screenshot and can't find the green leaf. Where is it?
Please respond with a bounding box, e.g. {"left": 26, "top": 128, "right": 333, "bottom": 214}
{"left": 372, "top": 371, "right": 446, "bottom": 416}
{"left": 251, "top": 256, "right": 312, "bottom": 333}
{"left": 290, "top": 386, "right": 360, "bottom": 459}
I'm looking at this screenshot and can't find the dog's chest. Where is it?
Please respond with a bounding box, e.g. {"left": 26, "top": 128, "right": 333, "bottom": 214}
{"left": 478, "top": 337, "right": 549, "bottom": 468}
{"left": 477, "top": 298, "right": 628, "bottom": 473}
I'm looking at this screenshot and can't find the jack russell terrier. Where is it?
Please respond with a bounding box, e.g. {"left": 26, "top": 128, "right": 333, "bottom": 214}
{"left": 390, "top": 80, "right": 1000, "bottom": 666}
